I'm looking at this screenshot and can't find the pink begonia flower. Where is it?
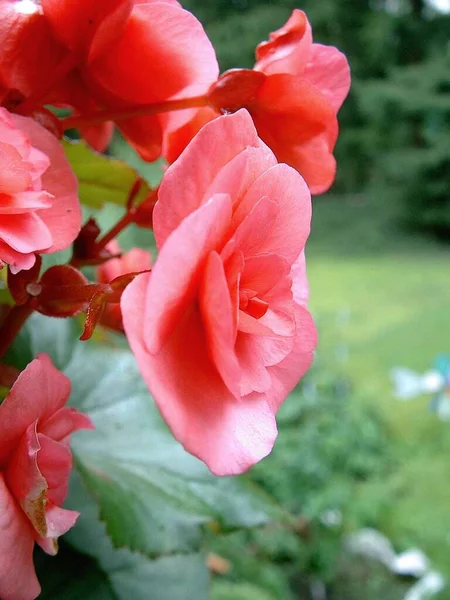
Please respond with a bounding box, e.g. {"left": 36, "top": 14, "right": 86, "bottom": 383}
{"left": 165, "top": 10, "right": 350, "bottom": 195}
{"left": 252, "top": 9, "right": 351, "bottom": 194}
{"left": 0, "top": 107, "right": 81, "bottom": 273}
{"left": 0, "top": 0, "right": 219, "bottom": 161}
{"left": 122, "top": 110, "right": 317, "bottom": 476}
{"left": 97, "top": 240, "right": 152, "bottom": 332}
{"left": 0, "top": 354, "right": 93, "bottom": 600}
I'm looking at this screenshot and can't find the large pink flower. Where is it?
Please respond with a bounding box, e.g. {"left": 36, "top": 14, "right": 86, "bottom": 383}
{"left": 122, "top": 110, "right": 317, "bottom": 476}
{"left": 0, "top": 107, "right": 81, "bottom": 273}
{"left": 0, "top": 354, "right": 93, "bottom": 600}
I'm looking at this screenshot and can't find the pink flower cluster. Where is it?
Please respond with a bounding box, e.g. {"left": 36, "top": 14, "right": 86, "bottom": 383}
{"left": 0, "top": 1, "right": 350, "bottom": 597}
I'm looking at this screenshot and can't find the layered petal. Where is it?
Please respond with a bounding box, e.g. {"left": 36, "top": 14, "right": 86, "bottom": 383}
{"left": 0, "top": 355, "right": 71, "bottom": 465}
{"left": 11, "top": 113, "right": 81, "bottom": 254}
{"left": 232, "top": 163, "right": 311, "bottom": 262}
{"left": 143, "top": 193, "right": 232, "bottom": 353}
{"left": 155, "top": 110, "right": 273, "bottom": 246}
{"left": 41, "top": 0, "right": 133, "bottom": 60}
{"left": 199, "top": 251, "right": 241, "bottom": 398}
{"left": 255, "top": 9, "right": 312, "bottom": 76}
{"left": 123, "top": 274, "right": 278, "bottom": 476}
{"left": 5, "top": 423, "right": 48, "bottom": 537}
{"left": 0, "top": 1, "right": 66, "bottom": 99}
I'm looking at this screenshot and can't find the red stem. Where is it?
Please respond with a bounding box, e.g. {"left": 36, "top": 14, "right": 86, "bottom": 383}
{"left": 91, "top": 179, "right": 148, "bottom": 253}
{"left": 62, "top": 95, "right": 209, "bottom": 129}
{"left": 92, "top": 211, "right": 135, "bottom": 253}
{"left": 0, "top": 302, "right": 34, "bottom": 362}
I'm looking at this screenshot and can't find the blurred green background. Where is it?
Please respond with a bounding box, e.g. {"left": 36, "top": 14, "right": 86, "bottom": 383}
{"left": 176, "top": 0, "right": 450, "bottom": 598}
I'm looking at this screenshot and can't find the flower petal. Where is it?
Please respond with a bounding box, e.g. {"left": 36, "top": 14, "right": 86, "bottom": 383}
{"left": 0, "top": 474, "right": 40, "bottom": 600}
{"left": 91, "top": 2, "right": 218, "bottom": 104}
{"left": 0, "top": 355, "right": 71, "bottom": 466}
{"left": 142, "top": 193, "right": 232, "bottom": 354}
{"left": 200, "top": 251, "right": 241, "bottom": 398}
{"left": 0, "top": 212, "right": 52, "bottom": 253}
{"left": 304, "top": 44, "right": 351, "bottom": 112}
{"left": 255, "top": 9, "right": 312, "bottom": 76}
{"left": 122, "top": 274, "right": 278, "bottom": 476}
{"left": 11, "top": 113, "right": 81, "bottom": 254}
{"left": 154, "top": 110, "right": 271, "bottom": 246}
{"left": 5, "top": 422, "right": 48, "bottom": 537}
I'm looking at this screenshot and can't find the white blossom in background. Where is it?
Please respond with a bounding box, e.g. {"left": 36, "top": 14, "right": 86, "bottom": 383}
{"left": 390, "top": 358, "right": 450, "bottom": 421}
{"left": 390, "top": 368, "right": 444, "bottom": 399}
{"left": 345, "top": 528, "right": 446, "bottom": 600}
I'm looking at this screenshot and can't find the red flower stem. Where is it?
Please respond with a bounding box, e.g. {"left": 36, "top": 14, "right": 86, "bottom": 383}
{"left": 62, "top": 94, "right": 209, "bottom": 129}
{"left": 92, "top": 211, "right": 135, "bottom": 253}
{"left": 91, "top": 179, "right": 148, "bottom": 253}
{"left": 16, "top": 53, "right": 78, "bottom": 115}
{"left": 0, "top": 301, "right": 34, "bottom": 362}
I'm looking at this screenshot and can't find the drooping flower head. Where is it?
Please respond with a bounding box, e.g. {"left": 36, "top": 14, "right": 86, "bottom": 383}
{"left": 122, "top": 110, "right": 317, "bottom": 476}
{"left": 0, "top": 354, "right": 93, "bottom": 600}
{"left": 0, "top": 107, "right": 81, "bottom": 273}
{"left": 166, "top": 9, "right": 351, "bottom": 194}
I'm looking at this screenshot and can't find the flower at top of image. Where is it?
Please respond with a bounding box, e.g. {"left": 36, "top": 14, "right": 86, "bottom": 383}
{"left": 0, "top": 0, "right": 219, "bottom": 158}
{"left": 0, "top": 107, "right": 80, "bottom": 273}
{"left": 167, "top": 9, "right": 351, "bottom": 195}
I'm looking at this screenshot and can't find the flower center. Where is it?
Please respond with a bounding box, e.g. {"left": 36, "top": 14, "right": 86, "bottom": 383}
{"left": 239, "top": 289, "right": 269, "bottom": 319}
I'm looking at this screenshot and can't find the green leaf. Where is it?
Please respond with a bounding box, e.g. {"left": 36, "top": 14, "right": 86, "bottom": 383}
{"left": 36, "top": 474, "right": 210, "bottom": 600}
{"left": 68, "top": 345, "right": 274, "bottom": 555}
{"left": 8, "top": 315, "right": 278, "bottom": 558}
{"left": 109, "top": 132, "right": 165, "bottom": 187}
{"left": 211, "top": 582, "right": 278, "bottom": 600}
{"left": 63, "top": 139, "right": 151, "bottom": 209}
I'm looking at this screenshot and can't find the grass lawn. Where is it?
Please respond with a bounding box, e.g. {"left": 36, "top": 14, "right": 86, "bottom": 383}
{"left": 307, "top": 191, "right": 450, "bottom": 579}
